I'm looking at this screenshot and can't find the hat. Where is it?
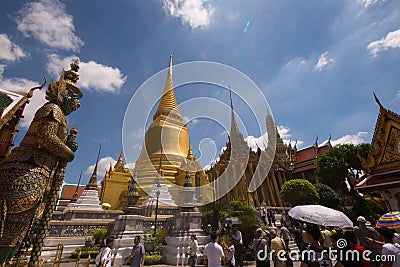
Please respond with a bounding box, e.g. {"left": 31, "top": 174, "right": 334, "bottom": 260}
{"left": 357, "top": 216, "right": 366, "bottom": 223}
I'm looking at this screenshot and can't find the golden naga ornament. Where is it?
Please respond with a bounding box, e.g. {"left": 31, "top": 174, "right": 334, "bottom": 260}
{"left": 0, "top": 60, "right": 83, "bottom": 264}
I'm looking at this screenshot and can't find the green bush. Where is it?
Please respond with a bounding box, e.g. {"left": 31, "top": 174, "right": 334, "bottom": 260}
{"left": 145, "top": 254, "right": 163, "bottom": 265}
{"left": 280, "top": 179, "right": 319, "bottom": 206}
{"left": 71, "top": 248, "right": 100, "bottom": 258}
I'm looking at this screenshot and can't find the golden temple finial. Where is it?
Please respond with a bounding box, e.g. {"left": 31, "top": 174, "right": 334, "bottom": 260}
{"left": 187, "top": 145, "right": 195, "bottom": 161}
{"left": 153, "top": 55, "right": 182, "bottom": 121}
{"left": 169, "top": 54, "right": 172, "bottom": 76}
{"left": 114, "top": 148, "right": 125, "bottom": 172}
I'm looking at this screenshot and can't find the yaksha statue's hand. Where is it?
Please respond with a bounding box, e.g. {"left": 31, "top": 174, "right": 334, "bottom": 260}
{"left": 66, "top": 139, "right": 78, "bottom": 152}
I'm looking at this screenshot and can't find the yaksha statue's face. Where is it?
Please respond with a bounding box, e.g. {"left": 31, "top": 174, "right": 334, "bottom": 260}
{"left": 61, "top": 94, "right": 80, "bottom": 115}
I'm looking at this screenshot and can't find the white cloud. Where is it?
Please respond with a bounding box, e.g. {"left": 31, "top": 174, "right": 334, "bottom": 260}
{"left": 130, "top": 128, "right": 144, "bottom": 139}
{"left": 16, "top": 0, "right": 83, "bottom": 51}
{"left": 277, "top": 125, "right": 304, "bottom": 147}
{"left": 0, "top": 34, "right": 27, "bottom": 61}
{"left": 0, "top": 64, "right": 47, "bottom": 128}
{"left": 85, "top": 156, "right": 117, "bottom": 179}
{"left": 314, "top": 52, "right": 334, "bottom": 71}
{"left": 20, "top": 90, "right": 47, "bottom": 128}
{"left": 357, "top": 0, "right": 380, "bottom": 8}
{"left": 47, "top": 54, "right": 127, "bottom": 93}
{"left": 125, "top": 162, "right": 136, "bottom": 170}
{"left": 367, "top": 29, "right": 400, "bottom": 57}
{"left": 330, "top": 132, "right": 368, "bottom": 146}
{"left": 390, "top": 90, "right": 400, "bottom": 104}
{"left": 162, "top": 0, "right": 214, "bottom": 29}
{"left": 245, "top": 133, "right": 267, "bottom": 151}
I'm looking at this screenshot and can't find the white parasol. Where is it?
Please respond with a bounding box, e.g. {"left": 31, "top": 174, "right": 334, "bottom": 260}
{"left": 288, "top": 205, "right": 353, "bottom": 228}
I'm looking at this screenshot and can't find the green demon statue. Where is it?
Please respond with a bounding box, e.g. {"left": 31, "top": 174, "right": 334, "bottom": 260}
{"left": 0, "top": 60, "right": 82, "bottom": 263}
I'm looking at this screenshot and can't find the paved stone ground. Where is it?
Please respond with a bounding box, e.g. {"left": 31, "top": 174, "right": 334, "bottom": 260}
{"left": 42, "top": 261, "right": 301, "bottom": 267}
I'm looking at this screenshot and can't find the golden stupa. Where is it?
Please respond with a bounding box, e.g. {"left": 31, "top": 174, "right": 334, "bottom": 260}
{"left": 133, "top": 55, "right": 212, "bottom": 206}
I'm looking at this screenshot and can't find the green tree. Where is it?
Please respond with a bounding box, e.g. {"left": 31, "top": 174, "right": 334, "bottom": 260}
{"left": 316, "top": 143, "right": 370, "bottom": 194}
{"left": 201, "top": 200, "right": 260, "bottom": 227}
{"left": 350, "top": 195, "right": 384, "bottom": 224}
{"left": 280, "top": 179, "right": 319, "bottom": 206}
{"left": 315, "top": 183, "right": 341, "bottom": 209}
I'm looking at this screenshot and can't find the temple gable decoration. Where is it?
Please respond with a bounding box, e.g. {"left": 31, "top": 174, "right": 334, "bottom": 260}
{"left": 359, "top": 93, "right": 400, "bottom": 174}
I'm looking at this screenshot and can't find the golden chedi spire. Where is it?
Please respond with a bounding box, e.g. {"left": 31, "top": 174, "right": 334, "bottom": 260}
{"left": 114, "top": 148, "right": 126, "bottom": 173}
{"left": 187, "top": 145, "right": 195, "bottom": 161}
{"left": 86, "top": 145, "right": 101, "bottom": 190}
{"left": 153, "top": 55, "right": 182, "bottom": 121}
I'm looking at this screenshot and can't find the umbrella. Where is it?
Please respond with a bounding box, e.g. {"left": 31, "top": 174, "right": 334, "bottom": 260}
{"left": 222, "top": 216, "right": 242, "bottom": 225}
{"left": 288, "top": 205, "right": 353, "bottom": 228}
{"left": 376, "top": 211, "right": 400, "bottom": 229}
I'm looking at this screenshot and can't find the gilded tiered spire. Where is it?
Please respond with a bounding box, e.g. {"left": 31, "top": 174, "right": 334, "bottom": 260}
{"left": 229, "top": 90, "right": 248, "bottom": 161}
{"left": 187, "top": 144, "right": 195, "bottom": 161}
{"left": 114, "top": 148, "right": 125, "bottom": 172}
{"left": 70, "top": 170, "right": 83, "bottom": 203}
{"left": 86, "top": 145, "right": 101, "bottom": 190}
{"left": 153, "top": 55, "right": 182, "bottom": 121}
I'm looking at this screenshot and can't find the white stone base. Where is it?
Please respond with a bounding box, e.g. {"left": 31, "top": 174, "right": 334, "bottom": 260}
{"left": 110, "top": 214, "right": 145, "bottom": 266}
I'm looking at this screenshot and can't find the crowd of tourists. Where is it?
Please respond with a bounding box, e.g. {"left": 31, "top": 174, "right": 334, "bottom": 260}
{"left": 95, "top": 213, "right": 400, "bottom": 267}
{"left": 200, "top": 214, "right": 400, "bottom": 267}
{"left": 251, "top": 215, "right": 399, "bottom": 267}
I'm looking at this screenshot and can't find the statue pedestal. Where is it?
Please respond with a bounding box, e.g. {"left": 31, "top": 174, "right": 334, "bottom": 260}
{"left": 163, "top": 209, "right": 209, "bottom": 265}
{"left": 111, "top": 214, "right": 145, "bottom": 266}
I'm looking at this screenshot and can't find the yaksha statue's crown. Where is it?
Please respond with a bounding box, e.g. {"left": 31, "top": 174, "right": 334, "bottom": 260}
{"left": 46, "top": 59, "right": 83, "bottom": 102}
{"left": 63, "top": 59, "right": 83, "bottom": 100}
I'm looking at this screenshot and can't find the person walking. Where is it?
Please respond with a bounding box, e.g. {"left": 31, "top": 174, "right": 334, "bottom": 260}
{"left": 222, "top": 238, "right": 235, "bottom": 267}
{"left": 232, "top": 226, "right": 244, "bottom": 267}
{"left": 279, "top": 225, "right": 291, "bottom": 252}
{"left": 261, "top": 208, "right": 267, "bottom": 225}
{"left": 300, "top": 224, "right": 332, "bottom": 267}
{"left": 354, "top": 216, "right": 381, "bottom": 267}
{"left": 203, "top": 232, "right": 225, "bottom": 267}
{"left": 293, "top": 224, "right": 306, "bottom": 252}
{"left": 189, "top": 234, "right": 199, "bottom": 267}
{"left": 331, "top": 232, "right": 363, "bottom": 267}
{"left": 344, "top": 230, "right": 371, "bottom": 267}
{"left": 253, "top": 228, "right": 269, "bottom": 267}
{"left": 377, "top": 227, "right": 400, "bottom": 267}
{"left": 267, "top": 209, "right": 272, "bottom": 227}
{"left": 95, "top": 236, "right": 114, "bottom": 267}
{"left": 270, "top": 229, "right": 286, "bottom": 267}
{"left": 269, "top": 210, "right": 276, "bottom": 227}
{"left": 126, "top": 235, "right": 145, "bottom": 267}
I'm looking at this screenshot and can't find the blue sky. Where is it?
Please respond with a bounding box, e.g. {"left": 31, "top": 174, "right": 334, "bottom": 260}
{"left": 0, "top": 0, "right": 399, "bottom": 185}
